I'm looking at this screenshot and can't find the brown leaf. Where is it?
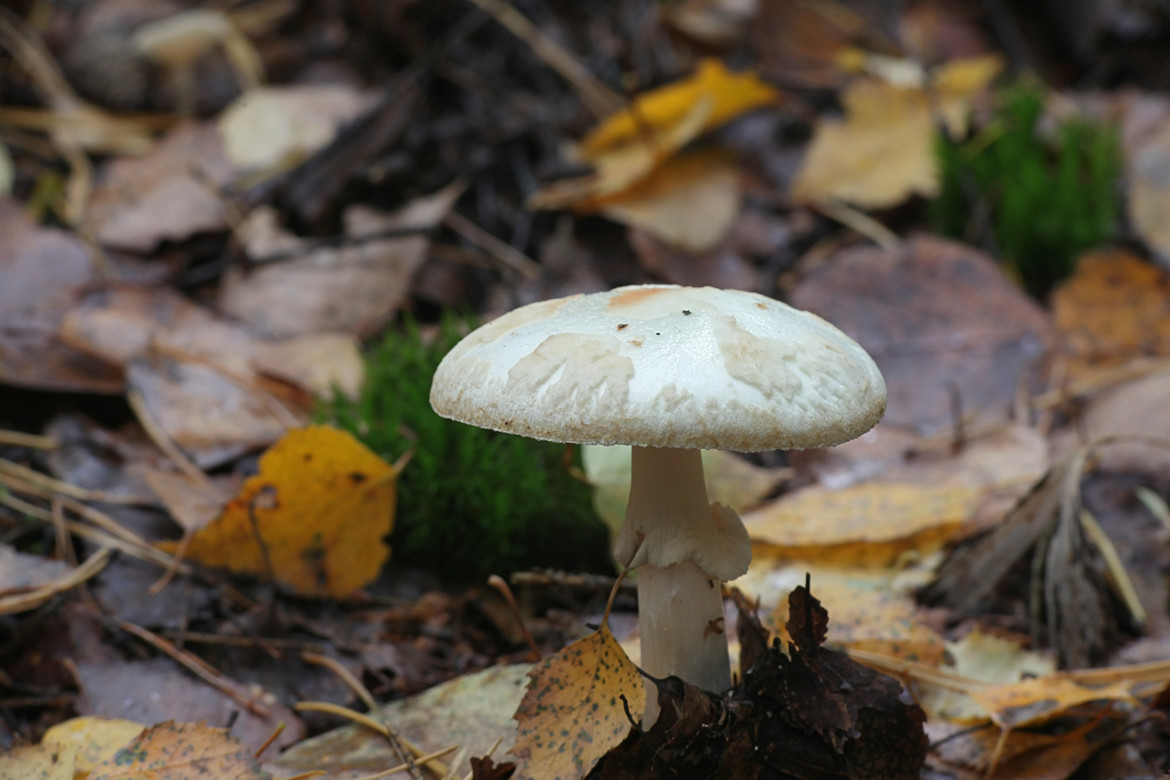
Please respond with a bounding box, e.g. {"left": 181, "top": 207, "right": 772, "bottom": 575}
{"left": 0, "top": 198, "right": 120, "bottom": 393}
{"left": 790, "top": 236, "right": 1052, "bottom": 434}
{"left": 84, "top": 124, "right": 235, "bottom": 253}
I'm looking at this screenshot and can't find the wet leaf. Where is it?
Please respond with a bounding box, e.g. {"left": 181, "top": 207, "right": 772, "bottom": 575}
{"left": 512, "top": 625, "right": 644, "bottom": 780}
{"left": 87, "top": 721, "right": 268, "bottom": 780}
{"left": 171, "top": 426, "right": 399, "bottom": 598}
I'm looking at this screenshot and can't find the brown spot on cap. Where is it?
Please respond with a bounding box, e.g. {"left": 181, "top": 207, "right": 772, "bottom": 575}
{"left": 756, "top": 302, "right": 767, "bottom": 309}
{"left": 617, "top": 323, "right": 629, "bottom": 330}
{"left": 607, "top": 287, "right": 668, "bottom": 310}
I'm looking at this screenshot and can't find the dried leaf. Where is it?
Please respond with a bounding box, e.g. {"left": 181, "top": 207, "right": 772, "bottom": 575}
{"left": 218, "top": 84, "right": 374, "bottom": 171}
{"left": 512, "top": 625, "right": 644, "bottom": 780}
{"left": 87, "top": 721, "right": 267, "bottom": 780}
{"left": 595, "top": 151, "right": 741, "bottom": 251}
{"left": 172, "top": 426, "right": 399, "bottom": 598}
{"left": 793, "top": 55, "right": 1002, "bottom": 208}
{"left": 745, "top": 481, "right": 979, "bottom": 567}
{"left": 1051, "top": 250, "right": 1170, "bottom": 379}
{"left": 789, "top": 236, "right": 1052, "bottom": 434}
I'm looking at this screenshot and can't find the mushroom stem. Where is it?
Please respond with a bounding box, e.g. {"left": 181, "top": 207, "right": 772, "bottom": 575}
{"left": 621, "top": 446, "right": 732, "bottom": 726}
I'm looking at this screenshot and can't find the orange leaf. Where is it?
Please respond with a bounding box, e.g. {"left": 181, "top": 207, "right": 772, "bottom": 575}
{"left": 170, "top": 425, "right": 400, "bottom": 598}
{"left": 512, "top": 625, "right": 645, "bottom": 780}
{"left": 1051, "top": 250, "right": 1170, "bottom": 379}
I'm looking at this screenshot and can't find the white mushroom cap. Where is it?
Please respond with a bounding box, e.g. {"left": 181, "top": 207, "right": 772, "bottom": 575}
{"left": 430, "top": 284, "right": 885, "bottom": 452}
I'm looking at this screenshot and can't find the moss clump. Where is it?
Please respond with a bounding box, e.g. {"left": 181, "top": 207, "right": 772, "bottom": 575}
{"left": 323, "top": 316, "right": 613, "bottom": 582}
{"left": 931, "top": 84, "right": 1121, "bottom": 298}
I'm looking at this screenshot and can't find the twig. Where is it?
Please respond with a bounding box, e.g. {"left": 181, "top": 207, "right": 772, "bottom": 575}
{"left": 487, "top": 574, "right": 541, "bottom": 661}
{"left": 300, "top": 653, "right": 442, "bottom": 780}
{"left": 0, "top": 430, "right": 57, "bottom": 449}
{"left": 0, "top": 458, "right": 151, "bottom": 505}
{"left": 811, "top": 197, "right": 901, "bottom": 251}
{"left": 465, "top": 0, "right": 622, "bottom": 120}
{"left": 443, "top": 211, "right": 541, "bottom": 279}
{"left": 118, "top": 619, "right": 273, "bottom": 718}
{"left": 0, "top": 547, "right": 111, "bottom": 615}
{"left": 294, "top": 699, "right": 452, "bottom": 780}
{"left": 125, "top": 385, "right": 211, "bottom": 487}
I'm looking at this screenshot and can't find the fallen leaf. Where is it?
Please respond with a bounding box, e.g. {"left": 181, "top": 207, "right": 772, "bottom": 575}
{"left": 218, "top": 84, "right": 375, "bottom": 172}
{"left": 790, "top": 236, "right": 1052, "bottom": 434}
{"left": 920, "top": 630, "right": 1054, "bottom": 722}
{"left": 1050, "top": 250, "right": 1170, "bottom": 379}
{"left": 127, "top": 354, "right": 291, "bottom": 470}
{"left": 87, "top": 721, "right": 267, "bottom": 780}
{"left": 753, "top": 0, "right": 887, "bottom": 88}
{"left": 744, "top": 481, "right": 980, "bottom": 566}
{"left": 0, "top": 544, "right": 70, "bottom": 592}
{"left": 143, "top": 469, "right": 234, "bottom": 533}
{"left": 793, "top": 55, "right": 1002, "bottom": 208}
{"left": 83, "top": 123, "right": 235, "bottom": 253}
{"left": 1079, "top": 369, "right": 1170, "bottom": 476}
{"left": 512, "top": 624, "right": 644, "bottom": 780}
{"left": 595, "top": 150, "right": 742, "bottom": 251}
{"left": 579, "top": 59, "right": 780, "bottom": 160}
{"left": 0, "top": 743, "right": 77, "bottom": 780}
{"left": 250, "top": 332, "right": 365, "bottom": 401}
{"left": 771, "top": 574, "right": 948, "bottom": 665}
{"left": 967, "top": 675, "right": 1135, "bottom": 730}
{"left": 221, "top": 186, "right": 461, "bottom": 338}
{"left": 42, "top": 717, "right": 146, "bottom": 777}
{"left": 0, "top": 198, "right": 119, "bottom": 393}
{"left": 273, "top": 664, "right": 530, "bottom": 780}
{"left": 173, "top": 426, "right": 400, "bottom": 598}
{"left": 59, "top": 282, "right": 364, "bottom": 402}
{"left": 531, "top": 59, "right": 779, "bottom": 210}
{"left": 75, "top": 658, "right": 303, "bottom": 754}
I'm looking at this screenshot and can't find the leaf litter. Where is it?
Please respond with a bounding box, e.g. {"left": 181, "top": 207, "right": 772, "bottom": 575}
{"left": 5, "top": 1, "right": 1170, "bottom": 779}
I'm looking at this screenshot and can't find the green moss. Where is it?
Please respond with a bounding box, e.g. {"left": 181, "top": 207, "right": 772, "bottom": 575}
{"left": 321, "top": 316, "right": 613, "bottom": 582}
{"left": 931, "top": 83, "right": 1121, "bottom": 298}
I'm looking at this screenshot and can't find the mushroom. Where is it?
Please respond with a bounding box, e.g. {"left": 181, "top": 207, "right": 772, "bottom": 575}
{"left": 429, "top": 285, "right": 885, "bottom": 725}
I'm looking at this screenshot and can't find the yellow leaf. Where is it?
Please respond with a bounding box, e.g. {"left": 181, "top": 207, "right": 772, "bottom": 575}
{"left": 170, "top": 425, "right": 400, "bottom": 598}
{"left": 793, "top": 54, "right": 1002, "bottom": 208}
{"left": 42, "top": 717, "right": 145, "bottom": 779}
{"left": 0, "top": 744, "right": 77, "bottom": 780}
{"left": 744, "top": 482, "right": 979, "bottom": 567}
{"left": 88, "top": 721, "right": 267, "bottom": 780}
{"left": 530, "top": 59, "right": 780, "bottom": 211}
{"left": 578, "top": 59, "right": 781, "bottom": 160}
{"left": 513, "top": 625, "right": 645, "bottom": 780}
{"left": 967, "top": 675, "right": 1136, "bottom": 730}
